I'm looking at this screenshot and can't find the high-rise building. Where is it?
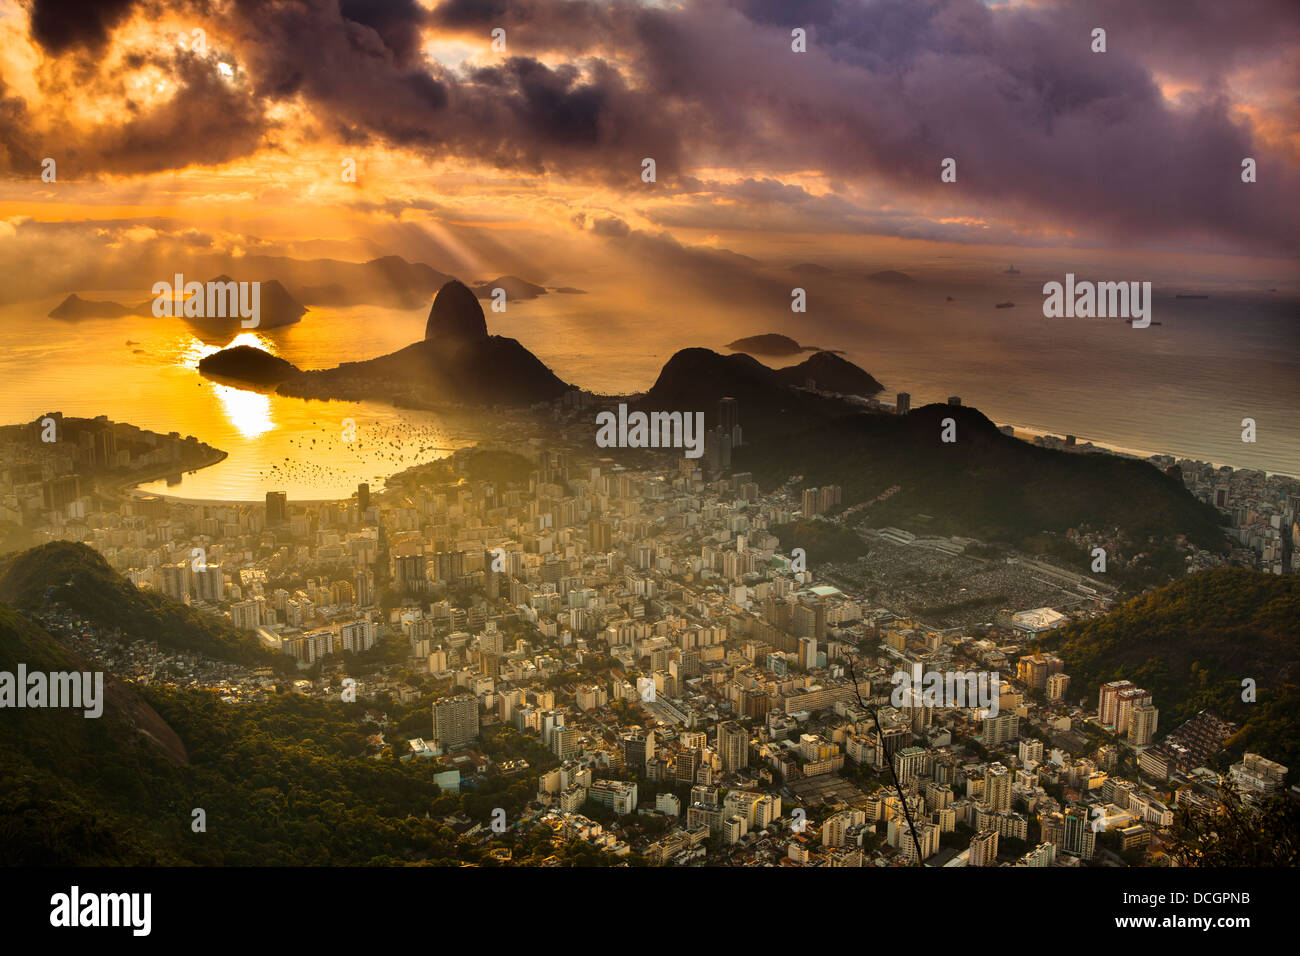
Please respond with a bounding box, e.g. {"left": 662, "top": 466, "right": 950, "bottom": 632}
{"left": 265, "top": 491, "right": 288, "bottom": 526}
{"left": 621, "top": 732, "right": 654, "bottom": 774}
{"left": 742, "top": 688, "right": 770, "bottom": 720}
{"left": 160, "top": 562, "right": 192, "bottom": 601}
{"left": 354, "top": 570, "right": 372, "bottom": 607}
{"left": 894, "top": 746, "right": 929, "bottom": 786}
{"left": 706, "top": 428, "right": 732, "bottom": 471}
{"left": 1116, "top": 688, "right": 1153, "bottom": 736}
{"left": 1017, "top": 653, "right": 1064, "bottom": 690}
{"left": 876, "top": 725, "right": 908, "bottom": 766}
{"left": 982, "top": 711, "right": 1020, "bottom": 749}
{"left": 588, "top": 519, "right": 612, "bottom": 552}
{"left": 1099, "top": 680, "right": 1136, "bottom": 728}
{"left": 801, "top": 485, "right": 841, "bottom": 517}
{"left": 432, "top": 695, "right": 480, "bottom": 751}
{"left": 970, "top": 828, "right": 999, "bottom": 866}
{"left": 230, "top": 599, "right": 261, "bottom": 631}
{"left": 42, "top": 474, "right": 80, "bottom": 510}
{"left": 357, "top": 482, "right": 370, "bottom": 513}
{"left": 896, "top": 392, "right": 910, "bottom": 416}
{"left": 718, "top": 397, "right": 740, "bottom": 447}
{"left": 675, "top": 748, "right": 700, "bottom": 784}
{"left": 1061, "top": 806, "right": 1097, "bottom": 860}
{"left": 1128, "top": 704, "right": 1159, "bottom": 747}
{"left": 983, "top": 763, "right": 1012, "bottom": 813}
{"left": 193, "top": 564, "right": 224, "bottom": 602}
{"left": 798, "top": 636, "right": 818, "bottom": 670}
{"left": 340, "top": 620, "right": 377, "bottom": 653}
{"left": 588, "top": 779, "right": 638, "bottom": 815}
{"left": 1046, "top": 672, "right": 1071, "bottom": 704}
{"left": 394, "top": 548, "right": 428, "bottom": 593}
{"left": 717, "top": 721, "right": 748, "bottom": 773}
{"left": 793, "top": 599, "right": 826, "bottom": 641}
{"left": 552, "top": 725, "right": 581, "bottom": 761}
{"left": 1019, "top": 738, "right": 1045, "bottom": 766}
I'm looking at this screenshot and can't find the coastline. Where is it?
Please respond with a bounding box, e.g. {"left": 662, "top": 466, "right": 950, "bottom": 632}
{"left": 123, "top": 403, "right": 495, "bottom": 505}
{"left": 1002, "top": 423, "right": 1297, "bottom": 480}
{"left": 106, "top": 447, "right": 230, "bottom": 500}
{"left": 120, "top": 411, "right": 1296, "bottom": 511}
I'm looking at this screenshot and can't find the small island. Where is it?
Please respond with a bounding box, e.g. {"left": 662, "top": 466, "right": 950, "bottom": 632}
{"left": 197, "top": 345, "right": 302, "bottom": 385}
{"left": 726, "top": 333, "right": 817, "bottom": 356}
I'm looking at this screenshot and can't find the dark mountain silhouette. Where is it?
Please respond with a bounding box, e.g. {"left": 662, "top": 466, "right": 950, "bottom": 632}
{"left": 638, "top": 348, "right": 864, "bottom": 441}
{"left": 734, "top": 402, "right": 1229, "bottom": 554}
{"left": 280, "top": 279, "right": 570, "bottom": 407}
{"left": 46, "top": 276, "right": 306, "bottom": 333}
{"left": 776, "top": 351, "right": 883, "bottom": 395}
{"left": 645, "top": 347, "right": 882, "bottom": 410}
{"left": 424, "top": 279, "right": 490, "bottom": 343}
{"left": 602, "top": 350, "right": 1227, "bottom": 565}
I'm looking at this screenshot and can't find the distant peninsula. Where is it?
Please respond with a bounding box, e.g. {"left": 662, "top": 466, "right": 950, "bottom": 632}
{"left": 866, "top": 270, "right": 913, "bottom": 284}
{"left": 46, "top": 276, "right": 307, "bottom": 329}
{"left": 48, "top": 294, "right": 136, "bottom": 320}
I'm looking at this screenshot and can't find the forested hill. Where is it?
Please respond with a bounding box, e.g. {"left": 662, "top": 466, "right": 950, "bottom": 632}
{"left": 0, "top": 541, "right": 291, "bottom": 673}
{"left": 1035, "top": 568, "right": 1300, "bottom": 768}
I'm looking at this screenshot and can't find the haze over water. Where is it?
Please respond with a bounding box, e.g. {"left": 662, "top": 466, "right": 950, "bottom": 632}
{"left": 2, "top": 263, "right": 1295, "bottom": 502}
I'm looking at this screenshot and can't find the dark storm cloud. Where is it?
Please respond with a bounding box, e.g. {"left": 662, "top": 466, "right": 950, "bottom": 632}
{"left": 13, "top": 0, "right": 1300, "bottom": 252}
{"left": 1082, "top": 0, "right": 1300, "bottom": 78}
{"left": 25, "top": 0, "right": 140, "bottom": 52}
{"left": 588, "top": 214, "right": 631, "bottom": 238}
{"left": 427, "top": 0, "right": 616, "bottom": 52}
{"left": 340, "top": 0, "right": 430, "bottom": 65}
{"left": 0, "top": 79, "right": 38, "bottom": 171}
{"left": 625, "top": 0, "right": 1300, "bottom": 252}
{"left": 85, "top": 55, "right": 268, "bottom": 174}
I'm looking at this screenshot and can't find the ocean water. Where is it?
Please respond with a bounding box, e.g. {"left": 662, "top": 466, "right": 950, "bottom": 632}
{"left": 0, "top": 277, "right": 1296, "bottom": 503}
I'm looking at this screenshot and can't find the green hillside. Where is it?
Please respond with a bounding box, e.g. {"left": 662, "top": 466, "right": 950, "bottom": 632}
{"left": 0, "top": 603, "right": 555, "bottom": 865}
{"left": 0, "top": 603, "right": 189, "bottom": 864}
{"left": 0, "top": 541, "right": 291, "bottom": 674}
{"left": 1034, "top": 568, "right": 1300, "bottom": 768}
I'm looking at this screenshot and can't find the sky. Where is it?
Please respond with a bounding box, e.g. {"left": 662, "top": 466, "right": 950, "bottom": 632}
{"left": 0, "top": 0, "right": 1297, "bottom": 304}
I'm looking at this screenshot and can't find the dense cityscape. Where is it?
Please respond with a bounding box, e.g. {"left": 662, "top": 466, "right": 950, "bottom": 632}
{"left": 3, "top": 399, "right": 1293, "bottom": 868}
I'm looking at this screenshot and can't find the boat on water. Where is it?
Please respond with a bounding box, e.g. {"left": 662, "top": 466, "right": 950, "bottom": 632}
{"left": 1175, "top": 294, "right": 1209, "bottom": 299}
{"left": 1003, "top": 265, "right": 1020, "bottom": 275}
{"left": 995, "top": 301, "right": 1014, "bottom": 309}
